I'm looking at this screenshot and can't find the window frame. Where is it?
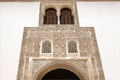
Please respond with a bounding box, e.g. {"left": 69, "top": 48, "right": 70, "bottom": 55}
{"left": 40, "top": 40, "right": 53, "bottom": 57}
{"left": 43, "top": 8, "right": 58, "bottom": 24}
{"left": 60, "top": 8, "right": 74, "bottom": 24}
{"left": 68, "top": 41, "right": 78, "bottom": 53}
{"left": 66, "top": 40, "right": 80, "bottom": 57}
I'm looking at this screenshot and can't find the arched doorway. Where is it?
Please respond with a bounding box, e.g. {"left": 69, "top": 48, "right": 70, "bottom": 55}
{"left": 41, "top": 68, "right": 80, "bottom": 80}
{"left": 35, "top": 62, "right": 86, "bottom": 80}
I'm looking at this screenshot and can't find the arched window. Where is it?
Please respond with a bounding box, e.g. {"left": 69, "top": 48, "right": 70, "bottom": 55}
{"left": 42, "top": 40, "right": 51, "bottom": 53}
{"left": 68, "top": 41, "right": 77, "bottom": 53}
{"left": 60, "top": 8, "right": 74, "bottom": 24}
{"left": 44, "top": 8, "right": 57, "bottom": 24}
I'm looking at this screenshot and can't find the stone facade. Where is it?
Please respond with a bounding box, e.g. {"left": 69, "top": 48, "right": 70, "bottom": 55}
{"left": 17, "top": 0, "right": 105, "bottom": 80}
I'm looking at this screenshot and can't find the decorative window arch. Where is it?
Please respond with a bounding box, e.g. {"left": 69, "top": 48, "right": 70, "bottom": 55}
{"left": 43, "top": 8, "right": 57, "bottom": 24}
{"left": 68, "top": 41, "right": 78, "bottom": 53}
{"left": 60, "top": 8, "right": 74, "bottom": 24}
{"left": 42, "top": 40, "right": 51, "bottom": 53}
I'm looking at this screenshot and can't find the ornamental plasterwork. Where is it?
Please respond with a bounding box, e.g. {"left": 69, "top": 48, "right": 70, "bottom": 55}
{"left": 22, "top": 27, "right": 98, "bottom": 58}
{"left": 31, "top": 60, "right": 50, "bottom": 77}
{"left": 67, "top": 60, "right": 89, "bottom": 80}
{"left": 20, "top": 27, "right": 101, "bottom": 80}
{"left": 31, "top": 59, "right": 90, "bottom": 80}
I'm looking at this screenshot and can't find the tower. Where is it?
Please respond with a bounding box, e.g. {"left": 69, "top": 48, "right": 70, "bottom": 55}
{"left": 17, "top": 0, "right": 105, "bottom": 80}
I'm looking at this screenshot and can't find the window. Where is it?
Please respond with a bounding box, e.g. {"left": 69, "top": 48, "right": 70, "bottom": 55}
{"left": 42, "top": 40, "right": 51, "bottom": 53}
{"left": 44, "top": 8, "right": 57, "bottom": 24}
{"left": 60, "top": 8, "right": 74, "bottom": 24}
{"left": 68, "top": 41, "right": 77, "bottom": 53}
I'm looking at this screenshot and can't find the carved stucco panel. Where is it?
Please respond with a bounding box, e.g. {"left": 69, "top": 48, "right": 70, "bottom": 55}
{"left": 31, "top": 60, "right": 50, "bottom": 77}
{"left": 31, "top": 59, "right": 89, "bottom": 80}
{"left": 67, "top": 60, "right": 89, "bottom": 80}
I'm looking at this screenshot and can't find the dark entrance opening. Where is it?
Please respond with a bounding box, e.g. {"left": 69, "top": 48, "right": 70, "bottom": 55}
{"left": 42, "top": 68, "right": 80, "bottom": 80}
